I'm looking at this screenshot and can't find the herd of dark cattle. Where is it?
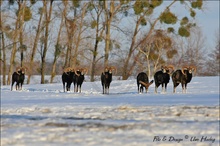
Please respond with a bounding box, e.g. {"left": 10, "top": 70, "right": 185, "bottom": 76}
{"left": 137, "top": 65, "right": 196, "bottom": 94}
{"left": 11, "top": 65, "right": 196, "bottom": 94}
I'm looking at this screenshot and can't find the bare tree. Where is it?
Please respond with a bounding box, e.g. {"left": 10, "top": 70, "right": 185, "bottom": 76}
{"left": 40, "top": 0, "right": 53, "bottom": 84}
{"left": 72, "top": 2, "right": 89, "bottom": 67}
{"left": 103, "top": 0, "right": 124, "bottom": 67}
{"left": 62, "top": 0, "right": 77, "bottom": 68}
{"left": 27, "top": 3, "right": 44, "bottom": 84}
{"left": 173, "top": 26, "right": 207, "bottom": 75}
{"left": 0, "top": 1, "right": 7, "bottom": 85}
{"left": 7, "top": 0, "right": 26, "bottom": 85}
{"left": 50, "top": 10, "right": 64, "bottom": 83}
{"left": 2, "top": 0, "right": 207, "bottom": 85}
{"left": 203, "top": 31, "right": 219, "bottom": 76}
{"left": 121, "top": 0, "right": 204, "bottom": 79}
{"left": 88, "top": 1, "right": 105, "bottom": 81}
{"left": 121, "top": 1, "right": 165, "bottom": 80}
{"left": 137, "top": 30, "right": 175, "bottom": 78}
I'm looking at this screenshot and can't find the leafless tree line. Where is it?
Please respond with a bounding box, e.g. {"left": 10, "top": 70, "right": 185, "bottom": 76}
{"left": 0, "top": 0, "right": 219, "bottom": 85}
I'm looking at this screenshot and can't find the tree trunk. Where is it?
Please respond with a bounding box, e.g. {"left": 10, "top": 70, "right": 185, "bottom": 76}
{"left": 122, "top": 19, "right": 140, "bottom": 80}
{"left": 64, "top": 46, "right": 71, "bottom": 68}
{"left": 104, "top": 1, "right": 114, "bottom": 67}
{"left": 104, "top": 20, "right": 110, "bottom": 67}
{"left": 50, "top": 14, "right": 64, "bottom": 83}
{"left": 90, "top": 31, "right": 105, "bottom": 82}
{"left": 62, "top": 1, "right": 69, "bottom": 68}
{"left": 7, "top": 2, "right": 22, "bottom": 85}
{"left": 138, "top": 46, "right": 151, "bottom": 78}
{"left": 7, "top": 36, "right": 18, "bottom": 84}
{"left": 19, "top": 2, "right": 25, "bottom": 67}
{"left": 27, "top": 3, "right": 44, "bottom": 84}
{"left": 90, "top": 5, "right": 105, "bottom": 82}
{"left": 63, "top": 2, "right": 75, "bottom": 68}
{"left": 2, "top": 35, "right": 6, "bottom": 85}
{"left": 72, "top": 3, "right": 87, "bottom": 67}
{"left": 1, "top": 31, "right": 6, "bottom": 85}
{"left": 122, "top": 18, "right": 160, "bottom": 80}
{"left": 122, "top": 1, "right": 177, "bottom": 80}
{"left": 91, "top": 39, "right": 99, "bottom": 82}
{"left": 50, "top": 59, "right": 57, "bottom": 83}
{"left": 40, "top": 0, "right": 53, "bottom": 84}
{"left": 146, "top": 47, "right": 151, "bottom": 78}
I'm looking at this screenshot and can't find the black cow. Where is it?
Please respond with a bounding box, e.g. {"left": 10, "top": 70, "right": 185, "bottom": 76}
{"left": 62, "top": 67, "right": 74, "bottom": 92}
{"left": 101, "top": 66, "right": 116, "bottom": 94}
{"left": 154, "top": 65, "right": 174, "bottom": 93}
{"left": 172, "top": 66, "right": 196, "bottom": 93}
{"left": 73, "top": 68, "right": 88, "bottom": 93}
{"left": 11, "top": 67, "right": 26, "bottom": 91}
{"left": 137, "top": 72, "right": 154, "bottom": 93}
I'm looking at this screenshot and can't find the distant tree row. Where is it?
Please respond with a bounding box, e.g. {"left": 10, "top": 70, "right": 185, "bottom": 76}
{"left": 0, "top": 0, "right": 219, "bottom": 85}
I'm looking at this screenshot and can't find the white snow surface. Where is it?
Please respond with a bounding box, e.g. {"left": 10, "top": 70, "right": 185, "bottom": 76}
{"left": 1, "top": 76, "right": 219, "bottom": 146}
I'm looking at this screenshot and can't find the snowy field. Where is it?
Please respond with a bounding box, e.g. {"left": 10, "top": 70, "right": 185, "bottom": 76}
{"left": 1, "top": 76, "right": 219, "bottom": 146}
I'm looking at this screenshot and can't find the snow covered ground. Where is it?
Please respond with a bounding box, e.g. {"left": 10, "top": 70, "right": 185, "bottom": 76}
{"left": 1, "top": 76, "right": 219, "bottom": 146}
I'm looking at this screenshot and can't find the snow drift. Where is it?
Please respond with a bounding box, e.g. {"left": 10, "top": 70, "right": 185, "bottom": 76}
{"left": 1, "top": 76, "right": 219, "bottom": 146}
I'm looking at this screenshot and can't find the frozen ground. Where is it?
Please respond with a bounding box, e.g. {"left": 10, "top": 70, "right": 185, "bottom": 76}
{"left": 1, "top": 76, "right": 219, "bottom": 146}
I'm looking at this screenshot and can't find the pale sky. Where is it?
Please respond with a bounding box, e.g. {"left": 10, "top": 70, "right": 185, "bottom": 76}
{"left": 196, "top": 1, "right": 219, "bottom": 50}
